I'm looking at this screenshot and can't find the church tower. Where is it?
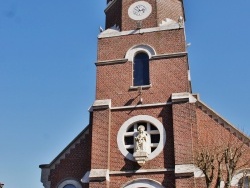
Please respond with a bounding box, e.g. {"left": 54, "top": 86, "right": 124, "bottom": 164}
{"left": 40, "top": 1, "right": 250, "bottom": 188}
{"left": 89, "top": 0, "right": 197, "bottom": 187}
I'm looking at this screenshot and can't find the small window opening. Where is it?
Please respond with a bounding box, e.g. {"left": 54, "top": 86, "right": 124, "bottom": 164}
{"left": 133, "top": 53, "right": 150, "bottom": 86}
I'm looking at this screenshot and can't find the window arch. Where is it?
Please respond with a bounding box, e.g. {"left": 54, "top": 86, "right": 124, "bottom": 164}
{"left": 231, "top": 169, "right": 250, "bottom": 187}
{"left": 63, "top": 185, "right": 76, "bottom": 188}
{"left": 123, "top": 178, "right": 165, "bottom": 188}
{"left": 57, "top": 180, "right": 82, "bottom": 188}
{"left": 238, "top": 176, "right": 250, "bottom": 188}
{"left": 133, "top": 52, "right": 150, "bottom": 86}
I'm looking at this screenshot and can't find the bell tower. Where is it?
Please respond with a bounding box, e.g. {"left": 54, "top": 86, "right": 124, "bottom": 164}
{"left": 88, "top": 0, "right": 198, "bottom": 187}
{"left": 39, "top": 1, "right": 250, "bottom": 188}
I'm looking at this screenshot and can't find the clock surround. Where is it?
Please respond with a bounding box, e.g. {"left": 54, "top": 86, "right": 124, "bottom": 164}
{"left": 128, "top": 1, "right": 152, "bottom": 21}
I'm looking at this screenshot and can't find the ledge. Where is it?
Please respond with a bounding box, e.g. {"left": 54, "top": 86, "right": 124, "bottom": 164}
{"left": 171, "top": 92, "right": 197, "bottom": 103}
{"left": 151, "top": 52, "right": 187, "bottom": 60}
{"left": 175, "top": 164, "right": 203, "bottom": 178}
{"left": 129, "top": 84, "right": 152, "bottom": 90}
{"left": 109, "top": 168, "right": 174, "bottom": 175}
{"left": 92, "top": 99, "right": 111, "bottom": 110}
{"left": 111, "top": 102, "right": 172, "bottom": 110}
{"left": 95, "top": 58, "right": 128, "bottom": 66}
{"left": 89, "top": 169, "right": 110, "bottom": 182}
{"left": 99, "top": 23, "right": 183, "bottom": 38}
{"left": 95, "top": 52, "right": 187, "bottom": 67}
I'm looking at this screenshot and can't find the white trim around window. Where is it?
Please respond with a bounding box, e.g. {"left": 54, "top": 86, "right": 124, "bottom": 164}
{"left": 123, "top": 178, "right": 165, "bottom": 188}
{"left": 117, "top": 115, "right": 166, "bottom": 162}
{"left": 57, "top": 179, "right": 82, "bottom": 188}
{"left": 125, "top": 44, "right": 156, "bottom": 61}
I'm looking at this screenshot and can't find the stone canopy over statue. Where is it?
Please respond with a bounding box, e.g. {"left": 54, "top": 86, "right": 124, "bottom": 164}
{"left": 133, "top": 125, "right": 150, "bottom": 165}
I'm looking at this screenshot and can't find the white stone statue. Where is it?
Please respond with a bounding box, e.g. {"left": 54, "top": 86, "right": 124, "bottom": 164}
{"left": 133, "top": 125, "right": 150, "bottom": 165}
{"left": 134, "top": 125, "right": 148, "bottom": 152}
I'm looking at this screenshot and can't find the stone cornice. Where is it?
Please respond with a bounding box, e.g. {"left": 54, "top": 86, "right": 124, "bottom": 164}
{"left": 95, "top": 52, "right": 187, "bottom": 66}
{"left": 109, "top": 168, "right": 174, "bottom": 175}
{"left": 151, "top": 52, "right": 187, "bottom": 60}
{"left": 98, "top": 24, "right": 183, "bottom": 38}
{"left": 111, "top": 102, "right": 172, "bottom": 110}
{"left": 95, "top": 58, "right": 128, "bottom": 66}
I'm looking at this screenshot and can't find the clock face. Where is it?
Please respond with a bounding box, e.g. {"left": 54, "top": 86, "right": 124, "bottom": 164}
{"left": 128, "top": 1, "right": 152, "bottom": 21}
{"left": 133, "top": 5, "right": 147, "bottom": 16}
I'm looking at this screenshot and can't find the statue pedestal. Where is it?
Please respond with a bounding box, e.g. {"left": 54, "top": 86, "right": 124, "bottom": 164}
{"left": 133, "top": 151, "right": 148, "bottom": 165}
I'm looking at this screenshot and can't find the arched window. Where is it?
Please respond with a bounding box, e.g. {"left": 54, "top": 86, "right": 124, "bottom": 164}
{"left": 238, "top": 176, "right": 250, "bottom": 188}
{"left": 57, "top": 180, "right": 82, "bottom": 188}
{"left": 133, "top": 52, "right": 150, "bottom": 86}
{"left": 231, "top": 169, "right": 250, "bottom": 187}
{"left": 63, "top": 185, "right": 76, "bottom": 188}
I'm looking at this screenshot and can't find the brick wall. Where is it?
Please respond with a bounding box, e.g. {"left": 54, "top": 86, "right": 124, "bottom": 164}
{"left": 98, "top": 29, "right": 186, "bottom": 61}
{"left": 91, "top": 108, "right": 111, "bottom": 169}
{"left": 96, "top": 29, "right": 188, "bottom": 107}
{"left": 109, "top": 106, "right": 174, "bottom": 171}
{"left": 196, "top": 107, "right": 250, "bottom": 187}
{"left": 49, "top": 130, "right": 92, "bottom": 188}
{"left": 175, "top": 177, "right": 195, "bottom": 188}
{"left": 172, "top": 102, "right": 197, "bottom": 165}
{"left": 157, "top": 0, "right": 184, "bottom": 24}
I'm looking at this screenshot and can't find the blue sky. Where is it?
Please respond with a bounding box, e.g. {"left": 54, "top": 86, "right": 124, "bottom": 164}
{"left": 0, "top": 0, "right": 249, "bottom": 187}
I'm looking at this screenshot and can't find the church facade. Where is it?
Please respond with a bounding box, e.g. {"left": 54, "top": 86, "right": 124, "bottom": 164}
{"left": 39, "top": 1, "right": 250, "bottom": 188}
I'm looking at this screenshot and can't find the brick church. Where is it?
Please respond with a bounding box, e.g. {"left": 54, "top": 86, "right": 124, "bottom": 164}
{"left": 39, "top": 0, "right": 250, "bottom": 188}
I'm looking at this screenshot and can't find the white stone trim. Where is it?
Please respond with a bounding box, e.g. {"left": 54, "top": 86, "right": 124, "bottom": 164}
{"left": 188, "top": 70, "right": 191, "bottom": 81}
{"left": 82, "top": 169, "right": 174, "bottom": 183}
{"left": 125, "top": 44, "right": 156, "bottom": 61}
{"left": 231, "top": 169, "right": 250, "bottom": 186}
{"left": 95, "top": 58, "right": 127, "bottom": 66}
{"left": 159, "top": 18, "right": 177, "bottom": 27}
{"left": 89, "top": 169, "right": 110, "bottom": 182}
{"left": 40, "top": 168, "right": 51, "bottom": 188}
{"left": 98, "top": 24, "right": 182, "bottom": 38}
{"left": 92, "top": 99, "right": 111, "bottom": 110}
{"left": 117, "top": 115, "right": 166, "bottom": 162}
{"left": 111, "top": 102, "right": 171, "bottom": 110}
{"left": 175, "top": 164, "right": 204, "bottom": 178}
{"left": 128, "top": 1, "right": 152, "bottom": 21}
{"left": 57, "top": 179, "right": 82, "bottom": 188}
{"left": 151, "top": 52, "right": 187, "bottom": 60}
{"left": 95, "top": 52, "right": 187, "bottom": 67}
{"left": 172, "top": 92, "right": 197, "bottom": 103}
{"left": 123, "top": 178, "right": 164, "bottom": 188}
{"left": 110, "top": 168, "right": 174, "bottom": 175}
